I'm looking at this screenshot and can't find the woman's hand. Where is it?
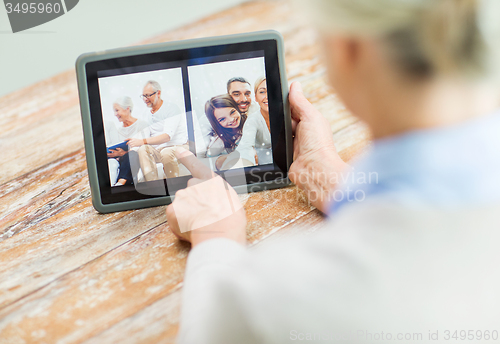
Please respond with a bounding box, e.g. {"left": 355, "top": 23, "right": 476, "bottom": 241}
{"left": 166, "top": 148, "right": 247, "bottom": 247}
{"left": 107, "top": 148, "right": 127, "bottom": 158}
{"left": 127, "top": 138, "right": 145, "bottom": 148}
{"left": 289, "top": 82, "right": 351, "bottom": 213}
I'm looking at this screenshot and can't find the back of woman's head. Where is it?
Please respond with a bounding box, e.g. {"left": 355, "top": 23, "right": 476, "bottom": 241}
{"left": 300, "top": 0, "right": 500, "bottom": 82}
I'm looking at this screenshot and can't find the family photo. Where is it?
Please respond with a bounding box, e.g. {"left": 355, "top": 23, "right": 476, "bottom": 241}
{"left": 188, "top": 56, "right": 273, "bottom": 172}
{"left": 98, "top": 68, "right": 191, "bottom": 187}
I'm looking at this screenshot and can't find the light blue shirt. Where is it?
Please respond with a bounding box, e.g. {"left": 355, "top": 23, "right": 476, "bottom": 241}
{"left": 330, "top": 110, "right": 500, "bottom": 214}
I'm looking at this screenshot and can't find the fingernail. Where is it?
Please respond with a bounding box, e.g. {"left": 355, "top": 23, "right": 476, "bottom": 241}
{"left": 294, "top": 81, "right": 303, "bottom": 92}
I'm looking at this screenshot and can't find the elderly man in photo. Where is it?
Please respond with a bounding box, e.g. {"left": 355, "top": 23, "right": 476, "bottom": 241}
{"left": 127, "top": 80, "right": 188, "bottom": 180}
{"left": 226, "top": 77, "right": 257, "bottom": 115}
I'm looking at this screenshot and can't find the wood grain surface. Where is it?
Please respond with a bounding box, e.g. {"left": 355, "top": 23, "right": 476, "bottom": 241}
{"left": 0, "top": 1, "right": 371, "bottom": 342}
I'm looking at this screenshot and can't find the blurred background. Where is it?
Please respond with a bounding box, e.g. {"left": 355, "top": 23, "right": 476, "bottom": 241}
{"left": 0, "top": 0, "right": 248, "bottom": 97}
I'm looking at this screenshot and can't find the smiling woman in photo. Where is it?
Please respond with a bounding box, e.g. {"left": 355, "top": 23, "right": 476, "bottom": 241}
{"left": 204, "top": 94, "right": 247, "bottom": 170}
{"left": 105, "top": 96, "right": 148, "bottom": 186}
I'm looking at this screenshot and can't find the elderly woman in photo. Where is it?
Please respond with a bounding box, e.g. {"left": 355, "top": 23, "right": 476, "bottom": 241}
{"left": 105, "top": 96, "right": 148, "bottom": 186}
{"left": 204, "top": 94, "right": 248, "bottom": 170}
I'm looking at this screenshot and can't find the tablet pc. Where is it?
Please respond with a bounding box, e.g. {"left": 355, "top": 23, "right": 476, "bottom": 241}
{"left": 76, "top": 30, "right": 292, "bottom": 213}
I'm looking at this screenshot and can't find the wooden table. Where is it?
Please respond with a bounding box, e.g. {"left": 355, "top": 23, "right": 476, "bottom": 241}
{"left": 0, "top": 1, "right": 370, "bottom": 342}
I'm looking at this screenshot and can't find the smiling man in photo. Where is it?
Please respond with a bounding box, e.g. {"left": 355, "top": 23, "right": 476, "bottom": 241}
{"left": 127, "top": 80, "right": 189, "bottom": 180}
{"left": 226, "top": 77, "right": 254, "bottom": 115}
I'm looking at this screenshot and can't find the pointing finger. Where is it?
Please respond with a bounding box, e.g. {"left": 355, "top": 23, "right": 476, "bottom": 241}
{"left": 175, "top": 147, "right": 214, "bottom": 180}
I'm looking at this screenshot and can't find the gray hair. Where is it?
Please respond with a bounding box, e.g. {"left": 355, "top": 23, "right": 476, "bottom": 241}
{"left": 298, "top": 0, "right": 500, "bottom": 82}
{"left": 113, "top": 96, "right": 134, "bottom": 113}
{"left": 144, "top": 80, "right": 162, "bottom": 92}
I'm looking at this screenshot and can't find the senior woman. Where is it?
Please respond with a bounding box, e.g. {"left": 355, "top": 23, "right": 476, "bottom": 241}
{"left": 167, "top": 0, "right": 500, "bottom": 343}
{"left": 105, "top": 96, "right": 147, "bottom": 186}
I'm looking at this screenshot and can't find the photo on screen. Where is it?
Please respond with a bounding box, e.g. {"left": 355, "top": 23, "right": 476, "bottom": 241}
{"left": 98, "top": 68, "right": 190, "bottom": 188}
{"left": 188, "top": 56, "right": 273, "bottom": 173}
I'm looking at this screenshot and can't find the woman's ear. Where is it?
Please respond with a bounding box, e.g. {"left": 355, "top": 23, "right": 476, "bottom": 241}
{"left": 321, "top": 34, "right": 381, "bottom": 122}
{"left": 322, "top": 35, "right": 361, "bottom": 116}
{"left": 322, "top": 35, "right": 363, "bottom": 89}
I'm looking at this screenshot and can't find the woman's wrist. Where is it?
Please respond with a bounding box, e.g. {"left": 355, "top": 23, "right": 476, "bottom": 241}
{"left": 290, "top": 147, "right": 351, "bottom": 213}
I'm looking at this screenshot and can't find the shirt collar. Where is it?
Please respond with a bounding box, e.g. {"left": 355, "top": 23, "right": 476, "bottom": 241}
{"left": 330, "top": 109, "right": 500, "bottom": 214}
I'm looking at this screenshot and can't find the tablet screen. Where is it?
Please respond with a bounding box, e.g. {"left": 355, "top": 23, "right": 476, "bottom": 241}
{"left": 84, "top": 39, "right": 289, "bottom": 205}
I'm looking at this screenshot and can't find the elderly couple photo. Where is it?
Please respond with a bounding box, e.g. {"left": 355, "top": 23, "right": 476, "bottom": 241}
{"left": 102, "top": 74, "right": 189, "bottom": 187}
